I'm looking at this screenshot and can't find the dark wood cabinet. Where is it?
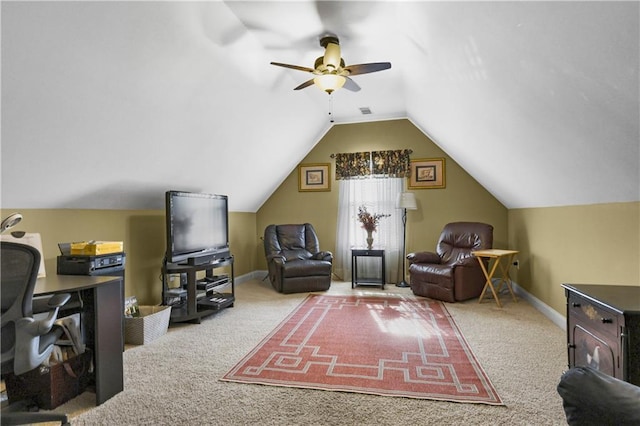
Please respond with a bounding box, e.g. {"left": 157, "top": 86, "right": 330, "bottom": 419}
{"left": 562, "top": 283, "right": 640, "bottom": 386}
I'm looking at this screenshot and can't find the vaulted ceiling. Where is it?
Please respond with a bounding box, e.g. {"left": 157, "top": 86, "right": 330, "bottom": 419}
{"left": 2, "top": 1, "right": 638, "bottom": 212}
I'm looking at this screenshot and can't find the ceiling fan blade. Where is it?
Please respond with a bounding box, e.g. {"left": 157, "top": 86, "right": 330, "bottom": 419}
{"left": 343, "top": 77, "right": 361, "bottom": 92}
{"left": 323, "top": 42, "right": 341, "bottom": 70}
{"left": 343, "top": 62, "right": 392, "bottom": 76}
{"left": 270, "top": 62, "right": 315, "bottom": 73}
{"left": 293, "top": 79, "right": 315, "bottom": 90}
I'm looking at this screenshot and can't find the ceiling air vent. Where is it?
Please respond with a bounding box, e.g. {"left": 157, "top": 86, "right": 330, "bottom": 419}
{"left": 359, "top": 107, "right": 372, "bottom": 115}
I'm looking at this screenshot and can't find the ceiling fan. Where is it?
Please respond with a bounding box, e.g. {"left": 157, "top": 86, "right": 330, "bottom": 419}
{"left": 270, "top": 35, "right": 391, "bottom": 94}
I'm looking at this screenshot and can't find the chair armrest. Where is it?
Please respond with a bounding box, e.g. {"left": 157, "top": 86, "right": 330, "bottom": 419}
{"left": 32, "top": 292, "right": 71, "bottom": 323}
{"left": 267, "top": 254, "right": 286, "bottom": 265}
{"left": 451, "top": 256, "right": 479, "bottom": 268}
{"left": 32, "top": 296, "right": 50, "bottom": 314}
{"left": 312, "top": 251, "right": 333, "bottom": 262}
{"left": 28, "top": 293, "right": 71, "bottom": 336}
{"left": 13, "top": 295, "right": 70, "bottom": 376}
{"left": 407, "top": 252, "right": 441, "bottom": 264}
{"left": 19, "top": 311, "right": 56, "bottom": 338}
{"left": 33, "top": 293, "right": 71, "bottom": 314}
{"left": 48, "top": 293, "right": 71, "bottom": 308}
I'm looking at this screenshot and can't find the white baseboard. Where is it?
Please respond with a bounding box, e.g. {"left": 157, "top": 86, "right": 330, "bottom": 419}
{"left": 235, "top": 270, "right": 268, "bottom": 285}
{"left": 511, "top": 281, "right": 566, "bottom": 331}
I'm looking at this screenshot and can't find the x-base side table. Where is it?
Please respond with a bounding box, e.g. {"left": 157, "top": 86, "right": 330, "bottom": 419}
{"left": 472, "top": 249, "right": 519, "bottom": 308}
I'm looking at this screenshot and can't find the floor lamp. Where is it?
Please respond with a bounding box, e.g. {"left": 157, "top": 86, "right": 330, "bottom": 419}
{"left": 396, "top": 192, "right": 417, "bottom": 287}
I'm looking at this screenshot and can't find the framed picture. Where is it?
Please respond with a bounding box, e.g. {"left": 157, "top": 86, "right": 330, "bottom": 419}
{"left": 298, "top": 163, "right": 331, "bottom": 192}
{"left": 408, "top": 158, "right": 446, "bottom": 189}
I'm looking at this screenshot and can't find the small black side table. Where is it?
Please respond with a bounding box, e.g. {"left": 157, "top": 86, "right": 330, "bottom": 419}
{"left": 351, "top": 248, "right": 385, "bottom": 290}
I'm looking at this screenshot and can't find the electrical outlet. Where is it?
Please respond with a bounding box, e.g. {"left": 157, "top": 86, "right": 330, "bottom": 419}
{"left": 513, "top": 260, "right": 520, "bottom": 269}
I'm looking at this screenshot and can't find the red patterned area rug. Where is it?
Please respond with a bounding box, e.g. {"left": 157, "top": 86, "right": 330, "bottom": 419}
{"left": 221, "top": 294, "right": 503, "bottom": 405}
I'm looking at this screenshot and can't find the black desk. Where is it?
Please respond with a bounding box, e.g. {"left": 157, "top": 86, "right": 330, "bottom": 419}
{"left": 351, "top": 248, "right": 385, "bottom": 290}
{"left": 35, "top": 273, "right": 124, "bottom": 405}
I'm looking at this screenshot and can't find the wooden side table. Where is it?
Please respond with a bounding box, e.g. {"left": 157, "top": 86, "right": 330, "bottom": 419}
{"left": 351, "top": 248, "right": 385, "bottom": 290}
{"left": 472, "top": 249, "right": 519, "bottom": 307}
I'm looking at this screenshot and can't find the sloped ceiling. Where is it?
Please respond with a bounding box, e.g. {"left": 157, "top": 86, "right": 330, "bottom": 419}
{"left": 1, "top": 1, "right": 638, "bottom": 212}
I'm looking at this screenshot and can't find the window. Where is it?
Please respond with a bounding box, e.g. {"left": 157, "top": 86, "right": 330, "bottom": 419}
{"left": 334, "top": 177, "right": 403, "bottom": 283}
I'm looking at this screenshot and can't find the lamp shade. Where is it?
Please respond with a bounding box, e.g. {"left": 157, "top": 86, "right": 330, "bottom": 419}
{"left": 396, "top": 192, "right": 417, "bottom": 210}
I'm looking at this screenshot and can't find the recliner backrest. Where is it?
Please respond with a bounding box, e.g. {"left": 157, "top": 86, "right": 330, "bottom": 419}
{"left": 264, "top": 223, "right": 321, "bottom": 260}
{"left": 437, "top": 222, "right": 493, "bottom": 264}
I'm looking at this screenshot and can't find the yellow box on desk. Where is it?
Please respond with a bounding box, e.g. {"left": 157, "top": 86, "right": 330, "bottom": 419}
{"left": 70, "top": 241, "right": 123, "bottom": 255}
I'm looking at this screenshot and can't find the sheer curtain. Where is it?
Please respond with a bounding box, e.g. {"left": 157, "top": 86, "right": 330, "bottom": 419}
{"left": 334, "top": 177, "right": 403, "bottom": 284}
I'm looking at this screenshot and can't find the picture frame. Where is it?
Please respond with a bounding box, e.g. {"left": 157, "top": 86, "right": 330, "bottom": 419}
{"left": 298, "top": 163, "right": 331, "bottom": 192}
{"left": 408, "top": 158, "right": 446, "bottom": 189}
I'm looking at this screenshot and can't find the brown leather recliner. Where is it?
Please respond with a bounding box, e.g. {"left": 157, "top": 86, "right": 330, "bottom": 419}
{"left": 407, "top": 222, "right": 493, "bottom": 302}
{"left": 264, "top": 223, "right": 333, "bottom": 294}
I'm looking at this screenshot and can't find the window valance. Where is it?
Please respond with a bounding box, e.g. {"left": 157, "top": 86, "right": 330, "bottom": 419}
{"left": 333, "top": 149, "right": 412, "bottom": 180}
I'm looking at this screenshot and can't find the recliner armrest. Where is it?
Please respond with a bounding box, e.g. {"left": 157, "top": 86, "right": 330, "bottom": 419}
{"left": 407, "top": 251, "right": 441, "bottom": 264}
{"left": 267, "top": 254, "right": 286, "bottom": 265}
{"left": 312, "top": 251, "right": 333, "bottom": 262}
{"left": 451, "top": 256, "right": 478, "bottom": 267}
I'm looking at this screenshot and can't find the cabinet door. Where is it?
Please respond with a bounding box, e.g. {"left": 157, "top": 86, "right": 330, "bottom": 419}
{"left": 567, "top": 292, "right": 622, "bottom": 377}
{"left": 571, "top": 324, "right": 616, "bottom": 377}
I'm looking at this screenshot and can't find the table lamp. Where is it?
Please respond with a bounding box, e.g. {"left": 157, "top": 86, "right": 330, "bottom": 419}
{"left": 396, "top": 192, "right": 417, "bottom": 288}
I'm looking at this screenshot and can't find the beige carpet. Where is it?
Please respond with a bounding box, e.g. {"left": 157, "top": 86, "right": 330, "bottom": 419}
{"left": 50, "top": 279, "right": 568, "bottom": 425}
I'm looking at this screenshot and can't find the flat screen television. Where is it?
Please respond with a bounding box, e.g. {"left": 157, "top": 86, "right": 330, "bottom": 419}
{"left": 165, "top": 190, "right": 230, "bottom": 265}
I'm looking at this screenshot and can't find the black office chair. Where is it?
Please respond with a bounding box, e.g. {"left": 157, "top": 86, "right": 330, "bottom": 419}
{"left": 1, "top": 241, "right": 71, "bottom": 426}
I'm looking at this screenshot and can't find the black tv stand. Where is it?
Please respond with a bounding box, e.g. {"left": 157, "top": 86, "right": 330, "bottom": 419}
{"left": 162, "top": 255, "right": 234, "bottom": 324}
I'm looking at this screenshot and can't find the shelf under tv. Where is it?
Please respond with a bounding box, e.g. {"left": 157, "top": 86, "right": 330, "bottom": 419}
{"left": 196, "top": 293, "right": 234, "bottom": 311}
{"left": 162, "top": 255, "right": 234, "bottom": 324}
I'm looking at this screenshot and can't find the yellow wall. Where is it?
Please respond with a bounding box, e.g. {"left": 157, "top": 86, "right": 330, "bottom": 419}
{"left": 4, "top": 120, "right": 637, "bottom": 317}
{"left": 0, "top": 209, "right": 257, "bottom": 305}
{"left": 509, "top": 202, "right": 640, "bottom": 314}
{"left": 256, "top": 119, "right": 509, "bottom": 273}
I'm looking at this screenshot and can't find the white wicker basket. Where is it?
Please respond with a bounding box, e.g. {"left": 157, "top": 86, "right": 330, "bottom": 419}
{"left": 124, "top": 305, "right": 171, "bottom": 345}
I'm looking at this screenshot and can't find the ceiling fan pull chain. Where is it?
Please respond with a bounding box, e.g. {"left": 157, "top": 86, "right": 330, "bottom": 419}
{"left": 328, "top": 94, "right": 335, "bottom": 123}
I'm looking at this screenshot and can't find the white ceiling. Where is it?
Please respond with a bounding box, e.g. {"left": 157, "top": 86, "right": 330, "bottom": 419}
{"left": 1, "top": 1, "right": 638, "bottom": 212}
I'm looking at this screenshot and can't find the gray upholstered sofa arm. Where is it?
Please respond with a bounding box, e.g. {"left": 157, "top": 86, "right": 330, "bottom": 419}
{"left": 557, "top": 366, "right": 640, "bottom": 425}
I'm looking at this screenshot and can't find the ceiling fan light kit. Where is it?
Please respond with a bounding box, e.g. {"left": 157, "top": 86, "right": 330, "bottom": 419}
{"left": 313, "top": 74, "right": 346, "bottom": 94}
{"left": 271, "top": 35, "right": 391, "bottom": 95}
